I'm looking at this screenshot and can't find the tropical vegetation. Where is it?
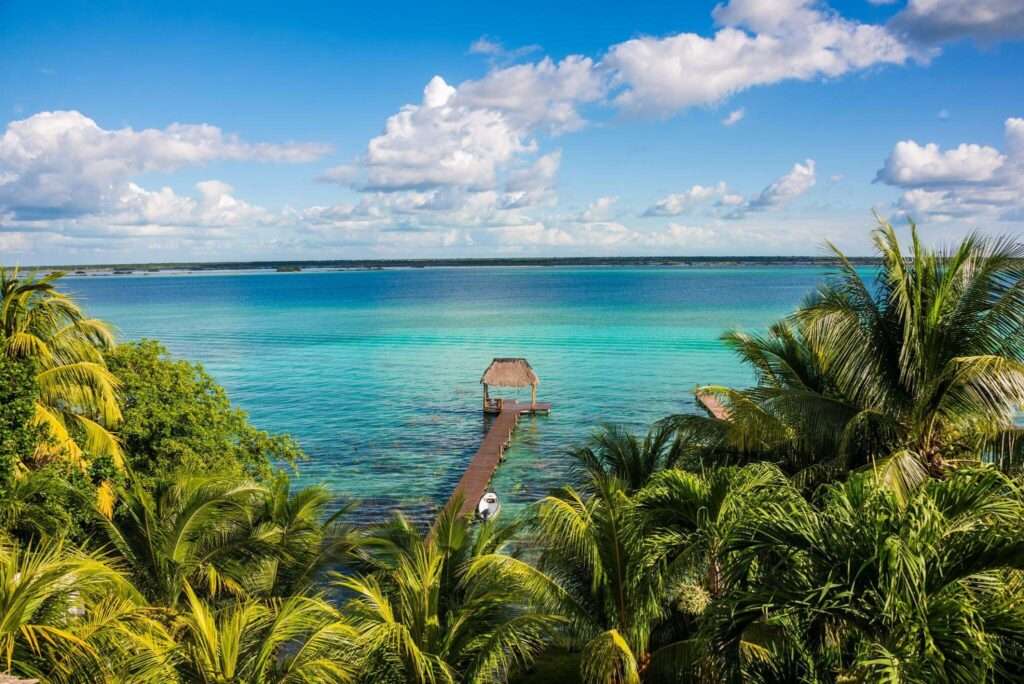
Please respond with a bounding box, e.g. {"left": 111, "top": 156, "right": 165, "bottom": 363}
{"left": 2, "top": 220, "right": 1024, "bottom": 683}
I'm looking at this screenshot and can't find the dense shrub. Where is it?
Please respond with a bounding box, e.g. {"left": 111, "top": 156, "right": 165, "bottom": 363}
{"left": 105, "top": 339, "right": 303, "bottom": 482}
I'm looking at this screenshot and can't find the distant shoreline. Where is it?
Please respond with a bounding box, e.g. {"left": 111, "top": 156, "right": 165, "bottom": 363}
{"left": 16, "top": 255, "right": 886, "bottom": 276}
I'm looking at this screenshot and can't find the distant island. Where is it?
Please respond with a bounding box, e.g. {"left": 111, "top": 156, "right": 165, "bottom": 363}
{"left": 28, "top": 255, "right": 888, "bottom": 275}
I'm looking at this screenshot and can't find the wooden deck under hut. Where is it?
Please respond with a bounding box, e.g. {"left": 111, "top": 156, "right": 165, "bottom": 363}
{"left": 480, "top": 357, "right": 549, "bottom": 414}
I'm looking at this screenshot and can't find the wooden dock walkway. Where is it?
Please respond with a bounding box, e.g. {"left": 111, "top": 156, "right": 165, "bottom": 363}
{"left": 696, "top": 389, "right": 730, "bottom": 420}
{"left": 443, "top": 400, "right": 551, "bottom": 519}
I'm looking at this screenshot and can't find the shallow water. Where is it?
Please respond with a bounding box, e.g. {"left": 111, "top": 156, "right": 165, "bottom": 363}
{"left": 65, "top": 266, "right": 841, "bottom": 523}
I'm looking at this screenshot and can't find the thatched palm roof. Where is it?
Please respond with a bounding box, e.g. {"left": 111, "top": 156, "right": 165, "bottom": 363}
{"left": 480, "top": 358, "right": 539, "bottom": 387}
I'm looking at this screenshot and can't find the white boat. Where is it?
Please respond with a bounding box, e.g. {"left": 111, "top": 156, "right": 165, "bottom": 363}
{"left": 477, "top": 492, "right": 501, "bottom": 521}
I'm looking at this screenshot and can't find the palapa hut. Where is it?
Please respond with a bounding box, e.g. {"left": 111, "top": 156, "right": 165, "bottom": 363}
{"left": 480, "top": 357, "right": 539, "bottom": 413}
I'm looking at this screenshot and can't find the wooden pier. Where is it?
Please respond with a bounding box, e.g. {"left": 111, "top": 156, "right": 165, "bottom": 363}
{"left": 443, "top": 400, "right": 551, "bottom": 519}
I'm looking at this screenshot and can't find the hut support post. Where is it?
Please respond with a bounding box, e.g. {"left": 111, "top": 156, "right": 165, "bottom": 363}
{"left": 531, "top": 383, "right": 537, "bottom": 407}
{"left": 483, "top": 383, "right": 490, "bottom": 411}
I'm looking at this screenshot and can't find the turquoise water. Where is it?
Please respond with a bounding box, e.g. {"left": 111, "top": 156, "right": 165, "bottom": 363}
{"left": 65, "top": 266, "right": 836, "bottom": 523}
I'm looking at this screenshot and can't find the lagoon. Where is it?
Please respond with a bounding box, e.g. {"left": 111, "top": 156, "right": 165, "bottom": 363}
{"left": 66, "top": 266, "right": 837, "bottom": 523}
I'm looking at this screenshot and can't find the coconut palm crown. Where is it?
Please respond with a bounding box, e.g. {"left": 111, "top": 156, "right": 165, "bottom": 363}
{"left": 1, "top": 268, "right": 122, "bottom": 468}
{"left": 677, "top": 222, "right": 1024, "bottom": 490}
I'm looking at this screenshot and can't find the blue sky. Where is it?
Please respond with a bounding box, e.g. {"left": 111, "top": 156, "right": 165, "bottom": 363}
{"left": 1, "top": 0, "right": 1023, "bottom": 264}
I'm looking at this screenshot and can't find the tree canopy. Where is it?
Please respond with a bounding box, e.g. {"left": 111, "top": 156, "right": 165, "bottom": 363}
{"left": 105, "top": 339, "right": 303, "bottom": 482}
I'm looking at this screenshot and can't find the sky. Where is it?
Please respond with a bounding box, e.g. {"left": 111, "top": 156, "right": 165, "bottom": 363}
{"left": 1, "top": 0, "right": 1023, "bottom": 264}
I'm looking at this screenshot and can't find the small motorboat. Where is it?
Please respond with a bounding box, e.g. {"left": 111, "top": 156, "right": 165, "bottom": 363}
{"left": 476, "top": 491, "right": 501, "bottom": 521}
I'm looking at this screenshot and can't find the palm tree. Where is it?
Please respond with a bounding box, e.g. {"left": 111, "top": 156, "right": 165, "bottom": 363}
{"left": 245, "top": 476, "right": 361, "bottom": 598}
{"left": 678, "top": 222, "right": 1024, "bottom": 491}
{"left": 707, "top": 467, "right": 1024, "bottom": 682}
{"left": 338, "top": 502, "right": 557, "bottom": 683}
{"left": 467, "top": 477, "right": 694, "bottom": 684}
{"left": 100, "top": 475, "right": 272, "bottom": 608}
{"left": 570, "top": 423, "right": 683, "bottom": 494}
{"left": 636, "top": 463, "right": 797, "bottom": 599}
{"left": 0, "top": 468, "right": 77, "bottom": 541}
{"left": 0, "top": 268, "right": 122, "bottom": 468}
{"left": 0, "top": 537, "right": 173, "bottom": 683}
{"left": 174, "top": 583, "right": 355, "bottom": 683}
{"left": 468, "top": 460, "right": 804, "bottom": 684}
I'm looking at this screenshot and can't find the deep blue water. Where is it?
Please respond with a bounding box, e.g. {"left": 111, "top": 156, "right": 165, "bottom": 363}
{"left": 65, "top": 266, "right": 838, "bottom": 522}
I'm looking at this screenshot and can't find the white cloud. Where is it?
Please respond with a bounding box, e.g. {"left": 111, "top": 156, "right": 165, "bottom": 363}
{"left": 577, "top": 196, "right": 618, "bottom": 222}
{"left": 468, "top": 36, "right": 542, "bottom": 62}
{"left": 877, "top": 117, "right": 1024, "bottom": 221}
{"left": 320, "top": 57, "right": 603, "bottom": 233}
{"left": 340, "top": 56, "right": 601, "bottom": 202}
{"left": 605, "top": 0, "right": 914, "bottom": 114}
{"left": 306, "top": 0, "right": 933, "bottom": 252}
{"left": 503, "top": 151, "right": 561, "bottom": 209}
{"left": 645, "top": 162, "right": 816, "bottom": 221}
{"left": 890, "top": 0, "right": 1024, "bottom": 44}
{"left": 493, "top": 222, "right": 575, "bottom": 248}
{"left": 745, "top": 159, "right": 817, "bottom": 212}
{"left": 876, "top": 140, "right": 1005, "bottom": 186}
{"left": 457, "top": 56, "right": 604, "bottom": 134}
{"left": 468, "top": 37, "right": 504, "bottom": 56}
{"left": 0, "top": 110, "right": 329, "bottom": 220}
{"left": 722, "top": 108, "right": 746, "bottom": 126}
{"left": 640, "top": 223, "right": 721, "bottom": 248}
{"left": 644, "top": 182, "right": 728, "bottom": 216}
{"left": 358, "top": 76, "right": 532, "bottom": 192}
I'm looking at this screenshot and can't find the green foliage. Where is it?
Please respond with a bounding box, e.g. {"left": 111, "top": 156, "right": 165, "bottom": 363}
{"left": 1, "top": 268, "right": 122, "bottom": 465}
{"left": 0, "top": 352, "right": 38, "bottom": 490}
{"left": 674, "top": 220, "right": 1024, "bottom": 487}
{"left": 99, "top": 474, "right": 359, "bottom": 609}
{"left": 105, "top": 339, "right": 303, "bottom": 481}
{"left": 0, "top": 354, "right": 98, "bottom": 544}
{"left": 707, "top": 466, "right": 1024, "bottom": 682}
{"left": 0, "top": 537, "right": 172, "bottom": 682}
{"left": 339, "top": 502, "right": 559, "bottom": 683}
{"left": 569, "top": 422, "right": 683, "bottom": 494}
{"left": 174, "top": 584, "right": 355, "bottom": 683}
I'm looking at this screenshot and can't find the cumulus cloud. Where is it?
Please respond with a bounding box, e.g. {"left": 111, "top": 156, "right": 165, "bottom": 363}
{"left": 0, "top": 110, "right": 329, "bottom": 220}
{"left": 744, "top": 159, "right": 817, "bottom": 212}
{"left": 604, "top": 0, "right": 914, "bottom": 114}
{"left": 503, "top": 151, "right": 561, "bottom": 209}
{"left": 577, "top": 196, "right": 618, "bottom": 222}
{"left": 890, "top": 0, "right": 1024, "bottom": 44}
{"left": 877, "top": 117, "right": 1024, "bottom": 221}
{"left": 457, "top": 56, "right": 605, "bottom": 134}
{"left": 319, "top": 56, "right": 604, "bottom": 233}
{"left": 644, "top": 162, "right": 816, "bottom": 220}
{"left": 329, "top": 56, "right": 603, "bottom": 218}
{"left": 356, "top": 76, "right": 532, "bottom": 193}
{"left": 876, "top": 140, "right": 1005, "bottom": 186}
{"left": 722, "top": 108, "right": 746, "bottom": 126}
{"left": 130, "top": 180, "right": 275, "bottom": 228}
{"left": 643, "top": 183, "right": 729, "bottom": 216}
